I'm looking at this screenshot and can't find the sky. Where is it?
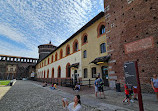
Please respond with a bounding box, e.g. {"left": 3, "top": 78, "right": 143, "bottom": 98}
{"left": 0, "top": 0, "right": 104, "bottom": 58}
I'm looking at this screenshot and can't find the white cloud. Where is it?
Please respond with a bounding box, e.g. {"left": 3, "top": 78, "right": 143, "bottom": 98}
{"left": 0, "top": 0, "right": 103, "bottom": 58}
{"left": 0, "top": 40, "right": 38, "bottom": 58}
{"left": 0, "top": 23, "right": 26, "bottom": 43}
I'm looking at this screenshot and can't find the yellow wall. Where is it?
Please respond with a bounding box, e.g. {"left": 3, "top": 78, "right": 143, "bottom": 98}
{"left": 36, "top": 15, "right": 108, "bottom": 81}
{"left": 81, "top": 17, "right": 108, "bottom": 80}
{"left": 36, "top": 33, "right": 82, "bottom": 76}
{"left": 46, "top": 33, "right": 81, "bottom": 65}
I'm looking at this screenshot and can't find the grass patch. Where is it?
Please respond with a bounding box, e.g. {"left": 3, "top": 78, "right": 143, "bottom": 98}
{"left": 0, "top": 80, "right": 11, "bottom": 85}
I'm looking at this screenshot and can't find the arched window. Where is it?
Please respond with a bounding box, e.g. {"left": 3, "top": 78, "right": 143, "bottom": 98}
{"left": 82, "top": 34, "right": 88, "bottom": 45}
{"left": 66, "top": 44, "right": 70, "bottom": 56}
{"left": 55, "top": 52, "right": 58, "bottom": 61}
{"left": 66, "top": 63, "right": 71, "bottom": 78}
{"left": 52, "top": 68, "right": 54, "bottom": 78}
{"left": 44, "top": 70, "right": 45, "bottom": 78}
{"left": 83, "top": 35, "right": 87, "bottom": 43}
{"left": 100, "top": 25, "right": 105, "bottom": 35}
{"left": 73, "top": 39, "right": 78, "bottom": 52}
{"left": 48, "top": 58, "right": 49, "bottom": 64}
{"left": 47, "top": 69, "right": 49, "bottom": 78}
{"left": 51, "top": 55, "right": 53, "bottom": 63}
{"left": 60, "top": 49, "right": 63, "bottom": 59}
{"left": 58, "top": 66, "right": 61, "bottom": 78}
{"left": 97, "top": 22, "right": 106, "bottom": 37}
{"left": 44, "top": 60, "right": 46, "bottom": 66}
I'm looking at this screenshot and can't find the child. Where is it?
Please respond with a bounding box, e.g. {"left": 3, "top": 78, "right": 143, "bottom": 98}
{"left": 129, "top": 85, "right": 134, "bottom": 103}
{"left": 122, "top": 84, "right": 130, "bottom": 104}
{"left": 133, "top": 86, "right": 138, "bottom": 100}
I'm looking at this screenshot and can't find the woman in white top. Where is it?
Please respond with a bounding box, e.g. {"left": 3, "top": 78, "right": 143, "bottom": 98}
{"left": 62, "top": 95, "right": 82, "bottom": 111}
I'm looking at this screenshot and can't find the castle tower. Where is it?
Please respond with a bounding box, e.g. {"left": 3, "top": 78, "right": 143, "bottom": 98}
{"left": 38, "top": 41, "right": 56, "bottom": 61}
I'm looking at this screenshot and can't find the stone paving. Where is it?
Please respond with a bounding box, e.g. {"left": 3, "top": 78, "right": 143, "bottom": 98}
{"left": 0, "top": 80, "right": 105, "bottom": 111}
{"left": 0, "top": 80, "right": 157, "bottom": 111}
{"left": 33, "top": 81, "right": 158, "bottom": 111}
{"left": 0, "top": 86, "right": 11, "bottom": 100}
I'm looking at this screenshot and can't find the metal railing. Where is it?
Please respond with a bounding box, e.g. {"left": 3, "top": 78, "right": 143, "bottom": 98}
{"left": 35, "top": 78, "right": 95, "bottom": 88}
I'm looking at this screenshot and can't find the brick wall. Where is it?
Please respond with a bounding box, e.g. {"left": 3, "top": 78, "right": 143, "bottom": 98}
{"left": 104, "top": 0, "right": 158, "bottom": 92}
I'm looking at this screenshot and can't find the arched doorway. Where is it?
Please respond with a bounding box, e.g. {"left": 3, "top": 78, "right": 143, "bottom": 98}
{"left": 66, "top": 63, "right": 71, "bottom": 78}
{"left": 47, "top": 69, "right": 49, "bottom": 78}
{"left": 52, "top": 68, "right": 54, "bottom": 78}
{"left": 58, "top": 66, "right": 61, "bottom": 78}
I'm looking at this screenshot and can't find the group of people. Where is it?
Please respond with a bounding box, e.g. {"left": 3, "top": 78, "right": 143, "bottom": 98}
{"left": 94, "top": 76, "right": 105, "bottom": 98}
{"left": 42, "top": 82, "right": 57, "bottom": 90}
{"left": 122, "top": 85, "right": 138, "bottom": 104}
{"left": 42, "top": 74, "right": 158, "bottom": 111}
{"left": 123, "top": 74, "right": 158, "bottom": 104}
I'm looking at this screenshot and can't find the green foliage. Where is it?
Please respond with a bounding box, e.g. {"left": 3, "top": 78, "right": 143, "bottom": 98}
{"left": 0, "top": 80, "right": 11, "bottom": 85}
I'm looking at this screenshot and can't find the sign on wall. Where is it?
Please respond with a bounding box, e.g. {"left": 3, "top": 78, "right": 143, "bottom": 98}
{"left": 124, "top": 37, "right": 154, "bottom": 54}
{"left": 124, "top": 61, "right": 137, "bottom": 86}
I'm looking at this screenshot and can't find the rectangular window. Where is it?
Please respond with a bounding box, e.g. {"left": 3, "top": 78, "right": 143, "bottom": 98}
{"left": 84, "top": 68, "right": 87, "bottom": 78}
{"left": 91, "top": 67, "right": 96, "bottom": 78}
{"left": 83, "top": 50, "right": 87, "bottom": 58}
{"left": 10, "top": 68, "right": 13, "bottom": 71}
{"left": 100, "top": 43, "right": 106, "bottom": 53}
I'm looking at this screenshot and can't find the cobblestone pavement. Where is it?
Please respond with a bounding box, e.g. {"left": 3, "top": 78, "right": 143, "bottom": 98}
{"left": 0, "top": 80, "right": 157, "bottom": 111}
{"left": 0, "top": 80, "right": 96, "bottom": 111}
{"left": 57, "top": 85, "right": 158, "bottom": 111}
{"left": 33, "top": 81, "right": 158, "bottom": 111}
{"left": 0, "top": 80, "right": 132, "bottom": 111}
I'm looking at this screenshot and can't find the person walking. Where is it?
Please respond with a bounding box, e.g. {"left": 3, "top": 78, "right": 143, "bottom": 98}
{"left": 151, "top": 74, "right": 158, "bottom": 100}
{"left": 122, "top": 84, "right": 130, "bottom": 104}
{"left": 94, "top": 77, "right": 99, "bottom": 98}
{"left": 133, "top": 86, "right": 138, "bottom": 100}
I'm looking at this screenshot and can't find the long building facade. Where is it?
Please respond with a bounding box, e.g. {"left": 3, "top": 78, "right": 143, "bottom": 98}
{"left": 35, "top": 12, "right": 109, "bottom": 86}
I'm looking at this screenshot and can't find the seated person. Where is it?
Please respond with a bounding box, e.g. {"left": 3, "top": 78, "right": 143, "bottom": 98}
{"left": 42, "top": 82, "right": 47, "bottom": 87}
{"left": 53, "top": 84, "right": 57, "bottom": 89}
{"left": 50, "top": 83, "right": 57, "bottom": 90}
{"left": 73, "top": 83, "right": 80, "bottom": 91}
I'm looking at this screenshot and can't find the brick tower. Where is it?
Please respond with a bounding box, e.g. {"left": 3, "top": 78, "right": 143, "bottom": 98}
{"left": 38, "top": 41, "right": 56, "bottom": 61}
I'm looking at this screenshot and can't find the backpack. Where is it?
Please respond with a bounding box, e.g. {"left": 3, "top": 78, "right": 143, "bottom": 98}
{"left": 98, "top": 79, "right": 104, "bottom": 87}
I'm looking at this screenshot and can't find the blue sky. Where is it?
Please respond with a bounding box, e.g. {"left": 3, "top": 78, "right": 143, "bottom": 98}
{"left": 0, "top": 0, "right": 104, "bottom": 58}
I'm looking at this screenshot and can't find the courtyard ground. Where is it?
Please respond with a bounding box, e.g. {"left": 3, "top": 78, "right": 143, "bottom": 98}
{"left": 0, "top": 80, "right": 157, "bottom": 111}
